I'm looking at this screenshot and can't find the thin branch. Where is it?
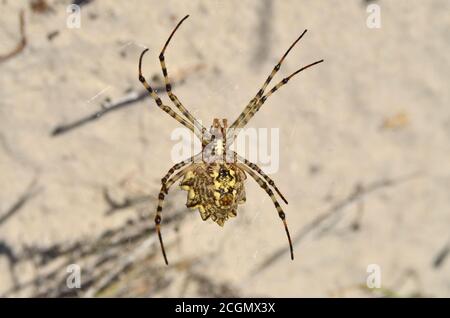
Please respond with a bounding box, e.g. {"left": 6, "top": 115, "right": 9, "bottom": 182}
{"left": 314, "top": 183, "right": 365, "bottom": 237}
{"left": 0, "top": 241, "right": 19, "bottom": 288}
{"left": 0, "top": 204, "right": 186, "bottom": 297}
{"left": 251, "top": 172, "right": 421, "bottom": 276}
{"left": 51, "top": 63, "right": 205, "bottom": 136}
{"left": 72, "top": 0, "right": 94, "bottom": 7}
{"left": 0, "top": 10, "right": 26, "bottom": 63}
{"left": 182, "top": 269, "right": 239, "bottom": 298}
{"left": 433, "top": 239, "right": 450, "bottom": 269}
{"left": 0, "top": 178, "right": 41, "bottom": 228}
{"left": 51, "top": 90, "right": 147, "bottom": 136}
{"left": 83, "top": 235, "right": 157, "bottom": 297}
{"left": 103, "top": 187, "right": 151, "bottom": 215}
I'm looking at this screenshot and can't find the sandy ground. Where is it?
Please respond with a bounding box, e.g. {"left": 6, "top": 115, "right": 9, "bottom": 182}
{"left": 0, "top": 0, "right": 449, "bottom": 297}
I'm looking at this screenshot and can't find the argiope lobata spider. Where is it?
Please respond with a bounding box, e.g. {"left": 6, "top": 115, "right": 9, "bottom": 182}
{"left": 138, "top": 15, "right": 323, "bottom": 265}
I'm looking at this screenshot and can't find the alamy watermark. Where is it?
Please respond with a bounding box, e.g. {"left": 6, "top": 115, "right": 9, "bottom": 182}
{"left": 170, "top": 127, "right": 280, "bottom": 174}
{"left": 366, "top": 264, "right": 381, "bottom": 289}
{"left": 66, "top": 264, "right": 81, "bottom": 289}
{"left": 66, "top": 4, "right": 81, "bottom": 29}
{"left": 366, "top": 4, "right": 381, "bottom": 29}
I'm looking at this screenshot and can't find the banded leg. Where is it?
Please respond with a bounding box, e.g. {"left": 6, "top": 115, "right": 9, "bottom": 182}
{"left": 230, "top": 30, "right": 308, "bottom": 129}
{"left": 160, "top": 154, "right": 200, "bottom": 192}
{"left": 139, "top": 49, "right": 204, "bottom": 141}
{"left": 159, "top": 15, "right": 208, "bottom": 136}
{"left": 237, "top": 59, "right": 324, "bottom": 129}
{"left": 235, "top": 153, "right": 288, "bottom": 204}
{"left": 238, "top": 164, "right": 294, "bottom": 260}
{"left": 155, "top": 165, "right": 193, "bottom": 265}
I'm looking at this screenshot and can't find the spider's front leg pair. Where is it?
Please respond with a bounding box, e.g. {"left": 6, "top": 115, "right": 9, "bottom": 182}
{"left": 227, "top": 30, "right": 324, "bottom": 135}
{"left": 138, "top": 15, "right": 210, "bottom": 144}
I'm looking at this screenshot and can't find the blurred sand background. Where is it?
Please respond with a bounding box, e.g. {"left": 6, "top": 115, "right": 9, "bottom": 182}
{"left": 0, "top": 0, "right": 449, "bottom": 297}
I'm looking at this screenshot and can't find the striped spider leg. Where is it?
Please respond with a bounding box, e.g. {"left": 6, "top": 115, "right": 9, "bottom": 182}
{"left": 234, "top": 152, "right": 288, "bottom": 204}
{"left": 155, "top": 161, "right": 196, "bottom": 265}
{"left": 237, "top": 163, "right": 294, "bottom": 260}
{"left": 223, "top": 29, "right": 323, "bottom": 259}
{"left": 158, "top": 15, "right": 210, "bottom": 140}
{"left": 227, "top": 30, "right": 324, "bottom": 138}
{"left": 138, "top": 15, "right": 213, "bottom": 144}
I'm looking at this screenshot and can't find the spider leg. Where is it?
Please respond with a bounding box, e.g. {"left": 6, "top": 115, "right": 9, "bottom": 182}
{"left": 139, "top": 49, "right": 204, "bottom": 141}
{"left": 238, "top": 163, "right": 294, "bottom": 260}
{"left": 155, "top": 164, "right": 193, "bottom": 265}
{"left": 159, "top": 15, "right": 207, "bottom": 136}
{"left": 230, "top": 30, "right": 308, "bottom": 130}
{"left": 237, "top": 59, "right": 324, "bottom": 129}
{"left": 160, "top": 153, "right": 201, "bottom": 190}
{"left": 235, "top": 153, "right": 288, "bottom": 204}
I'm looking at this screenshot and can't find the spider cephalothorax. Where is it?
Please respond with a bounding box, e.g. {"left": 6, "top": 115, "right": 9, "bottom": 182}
{"left": 138, "top": 15, "right": 323, "bottom": 265}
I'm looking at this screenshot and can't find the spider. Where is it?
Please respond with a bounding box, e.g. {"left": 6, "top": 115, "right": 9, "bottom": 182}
{"left": 138, "top": 15, "right": 323, "bottom": 265}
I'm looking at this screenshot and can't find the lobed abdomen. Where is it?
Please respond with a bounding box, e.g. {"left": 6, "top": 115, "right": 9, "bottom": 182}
{"left": 180, "top": 163, "right": 246, "bottom": 226}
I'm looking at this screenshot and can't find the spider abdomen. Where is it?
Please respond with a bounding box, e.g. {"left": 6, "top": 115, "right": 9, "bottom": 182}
{"left": 180, "top": 163, "right": 246, "bottom": 226}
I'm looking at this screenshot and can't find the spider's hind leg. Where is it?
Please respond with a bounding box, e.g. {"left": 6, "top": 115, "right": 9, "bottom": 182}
{"left": 161, "top": 155, "right": 199, "bottom": 192}
{"left": 238, "top": 163, "right": 294, "bottom": 260}
{"left": 237, "top": 154, "right": 288, "bottom": 204}
{"left": 155, "top": 164, "right": 193, "bottom": 265}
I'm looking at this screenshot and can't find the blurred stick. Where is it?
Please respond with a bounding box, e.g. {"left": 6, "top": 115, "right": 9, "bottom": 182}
{"left": 72, "top": 0, "right": 94, "bottom": 6}
{"left": 0, "top": 178, "right": 40, "bottom": 228}
{"left": 252, "top": 172, "right": 421, "bottom": 276}
{"left": 433, "top": 239, "right": 450, "bottom": 269}
{"left": 103, "top": 187, "right": 151, "bottom": 215}
{"left": 83, "top": 235, "right": 157, "bottom": 297}
{"left": 314, "top": 183, "right": 365, "bottom": 236}
{"left": 0, "top": 10, "right": 26, "bottom": 63}
{"left": 51, "top": 64, "right": 205, "bottom": 136}
{"left": 83, "top": 214, "right": 183, "bottom": 297}
{"left": 1, "top": 205, "right": 186, "bottom": 297}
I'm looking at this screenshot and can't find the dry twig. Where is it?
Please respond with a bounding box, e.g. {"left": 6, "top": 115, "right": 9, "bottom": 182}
{"left": 0, "top": 178, "right": 41, "bottom": 228}
{"left": 252, "top": 172, "right": 421, "bottom": 275}
{"left": 0, "top": 10, "right": 26, "bottom": 63}
{"left": 51, "top": 64, "right": 205, "bottom": 136}
{"left": 433, "top": 240, "right": 450, "bottom": 269}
